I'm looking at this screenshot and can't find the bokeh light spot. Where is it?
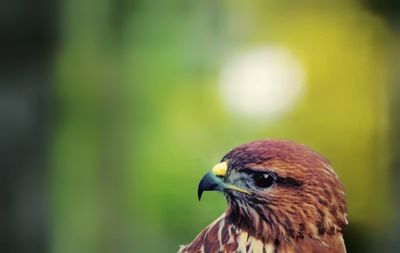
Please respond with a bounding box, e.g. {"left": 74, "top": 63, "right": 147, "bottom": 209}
{"left": 219, "top": 47, "right": 306, "bottom": 122}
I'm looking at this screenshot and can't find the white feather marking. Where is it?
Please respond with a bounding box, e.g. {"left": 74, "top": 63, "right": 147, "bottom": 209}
{"left": 320, "top": 240, "right": 330, "bottom": 247}
{"left": 264, "top": 243, "right": 274, "bottom": 253}
{"left": 218, "top": 218, "right": 225, "bottom": 247}
{"left": 247, "top": 236, "right": 265, "bottom": 253}
{"left": 340, "top": 236, "right": 347, "bottom": 253}
{"left": 236, "top": 231, "right": 248, "bottom": 252}
{"left": 247, "top": 236, "right": 253, "bottom": 249}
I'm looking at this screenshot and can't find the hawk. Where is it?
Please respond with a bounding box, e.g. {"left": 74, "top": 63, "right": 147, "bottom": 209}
{"left": 179, "top": 140, "right": 348, "bottom": 253}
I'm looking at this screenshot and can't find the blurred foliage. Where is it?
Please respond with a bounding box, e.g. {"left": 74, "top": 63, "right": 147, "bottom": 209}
{"left": 51, "top": 0, "right": 397, "bottom": 252}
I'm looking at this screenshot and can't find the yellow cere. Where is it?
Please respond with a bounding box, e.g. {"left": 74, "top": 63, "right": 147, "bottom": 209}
{"left": 211, "top": 162, "right": 228, "bottom": 177}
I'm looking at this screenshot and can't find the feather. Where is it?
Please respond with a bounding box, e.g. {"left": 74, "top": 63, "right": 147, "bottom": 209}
{"left": 179, "top": 140, "right": 348, "bottom": 253}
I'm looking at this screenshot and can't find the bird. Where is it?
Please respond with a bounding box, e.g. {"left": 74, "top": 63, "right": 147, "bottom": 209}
{"left": 178, "top": 140, "right": 348, "bottom": 253}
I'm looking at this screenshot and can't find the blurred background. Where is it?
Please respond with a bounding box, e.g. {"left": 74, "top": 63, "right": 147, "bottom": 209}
{"left": 1, "top": 0, "right": 400, "bottom": 252}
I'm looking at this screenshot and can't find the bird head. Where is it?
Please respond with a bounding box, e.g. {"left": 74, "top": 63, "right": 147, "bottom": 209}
{"left": 198, "top": 140, "right": 347, "bottom": 243}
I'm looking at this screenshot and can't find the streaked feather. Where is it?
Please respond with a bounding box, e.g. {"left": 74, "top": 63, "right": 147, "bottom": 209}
{"left": 179, "top": 140, "right": 348, "bottom": 253}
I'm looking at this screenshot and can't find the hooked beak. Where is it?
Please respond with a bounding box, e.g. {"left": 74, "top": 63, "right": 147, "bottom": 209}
{"left": 197, "top": 161, "right": 250, "bottom": 200}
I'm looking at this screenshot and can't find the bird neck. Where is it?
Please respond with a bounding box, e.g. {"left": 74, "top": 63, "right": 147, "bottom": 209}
{"left": 179, "top": 212, "right": 346, "bottom": 253}
{"left": 225, "top": 193, "right": 347, "bottom": 246}
{"left": 222, "top": 212, "right": 347, "bottom": 253}
{"left": 225, "top": 198, "right": 283, "bottom": 243}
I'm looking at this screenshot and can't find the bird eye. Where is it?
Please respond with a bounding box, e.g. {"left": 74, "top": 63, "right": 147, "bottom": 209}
{"left": 252, "top": 173, "right": 274, "bottom": 188}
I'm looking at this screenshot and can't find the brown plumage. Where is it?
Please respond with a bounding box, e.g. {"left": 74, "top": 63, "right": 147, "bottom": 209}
{"left": 179, "top": 140, "right": 348, "bottom": 253}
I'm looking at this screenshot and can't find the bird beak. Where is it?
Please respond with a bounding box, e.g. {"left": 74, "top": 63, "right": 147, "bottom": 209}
{"left": 198, "top": 161, "right": 250, "bottom": 200}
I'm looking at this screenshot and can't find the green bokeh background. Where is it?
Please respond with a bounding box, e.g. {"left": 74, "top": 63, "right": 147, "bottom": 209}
{"left": 51, "top": 1, "right": 398, "bottom": 252}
